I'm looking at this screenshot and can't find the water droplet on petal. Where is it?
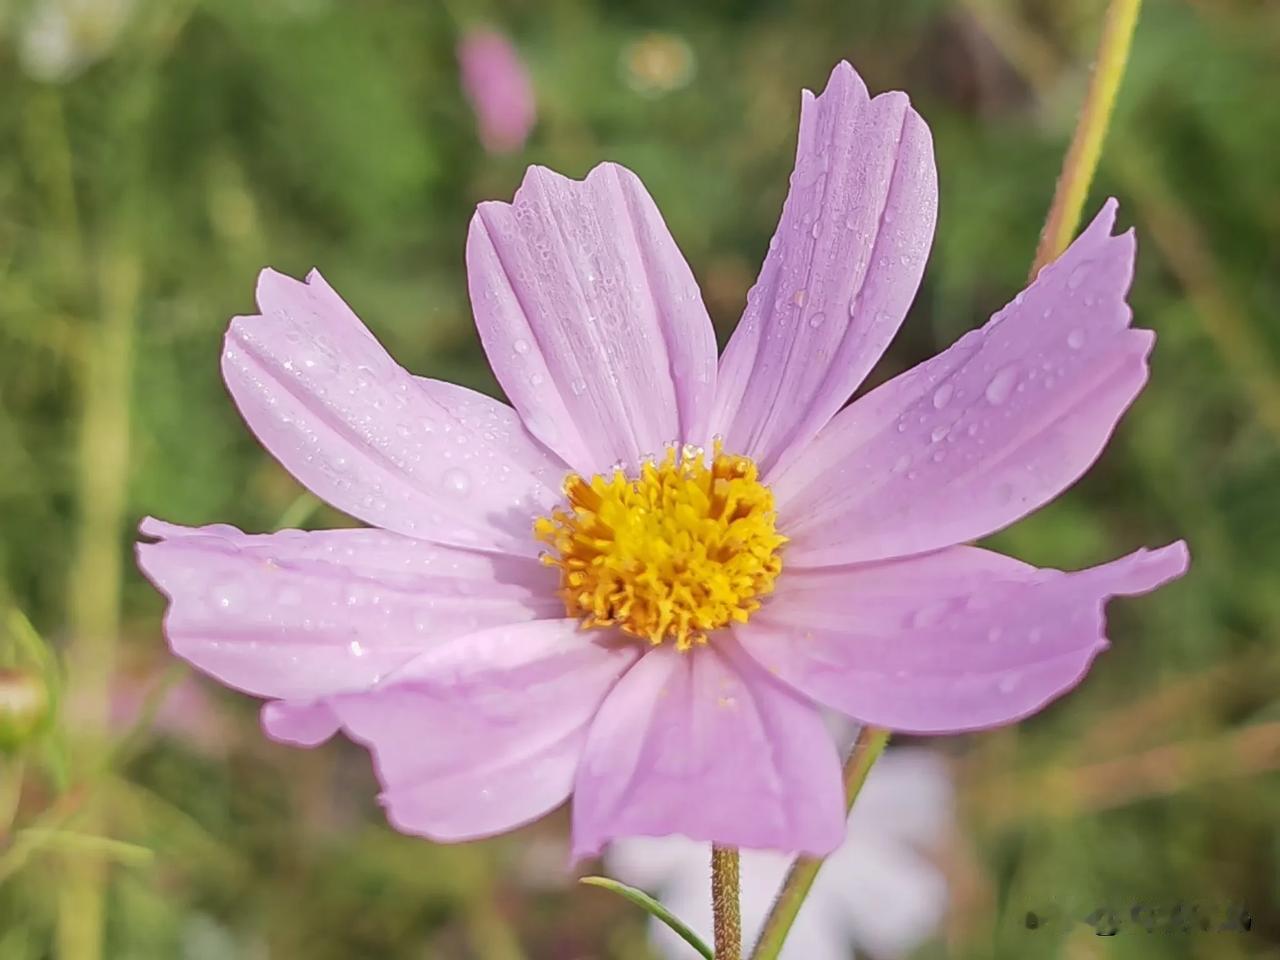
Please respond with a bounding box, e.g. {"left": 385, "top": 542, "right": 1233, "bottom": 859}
{"left": 513, "top": 339, "right": 531, "bottom": 355}
{"left": 910, "top": 601, "right": 949, "bottom": 629}
{"left": 1067, "top": 329, "right": 1086, "bottom": 350}
{"left": 1067, "top": 262, "right": 1090, "bottom": 290}
{"left": 932, "top": 383, "right": 954, "bottom": 409}
{"left": 985, "top": 365, "right": 1020, "bottom": 405}
{"left": 442, "top": 468, "right": 471, "bottom": 497}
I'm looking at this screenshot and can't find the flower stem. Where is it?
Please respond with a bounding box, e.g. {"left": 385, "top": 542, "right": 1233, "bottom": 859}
{"left": 749, "top": 726, "right": 891, "bottom": 960}
{"left": 711, "top": 845, "right": 742, "bottom": 959}
{"left": 1031, "top": 0, "right": 1144, "bottom": 276}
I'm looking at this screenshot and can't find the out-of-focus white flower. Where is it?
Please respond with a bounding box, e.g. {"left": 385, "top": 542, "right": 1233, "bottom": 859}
{"left": 620, "top": 32, "right": 695, "bottom": 97}
{"left": 18, "top": 0, "right": 135, "bottom": 83}
{"left": 606, "top": 747, "right": 953, "bottom": 959}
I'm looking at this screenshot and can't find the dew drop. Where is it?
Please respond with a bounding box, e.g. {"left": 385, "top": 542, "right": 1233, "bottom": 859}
{"left": 513, "top": 339, "right": 531, "bottom": 355}
{"left": 211, "top": 581, "right": 244, "bottom": 611}
{"left": 1066, "top": 328, "right": 1086, "bottom": 350}
{"left": 891, "top": 453, "right": 911, "bottom": 474}
{"left": 1067, "top": 262, "right": 1090, "bottom": 290}
{"left": 985, "top": 365, "right": 1020, "bottom": 405}
{"left": 911, "top": 601, "right": 949, "bottom": 629}
{"left": 930, "top": 424, "right": 950, "bottom": 443}
{"left": 932, "top": 382, "right": 954, "bottom": 409}
{"left": 442, "top": 468, "right": 471, "bottom": 497}
{"left": 349, "top": 640, "right": 366, "bottom": 658}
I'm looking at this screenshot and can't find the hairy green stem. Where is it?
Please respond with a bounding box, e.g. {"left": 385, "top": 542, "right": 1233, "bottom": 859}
{"left": 1031, "top": 0, "right": 1144, "bottom": 275}
{"left": 749, "top": 726, "right": 890, "bottom": 960}
{"left": 711, "top": 845, "right": 742, "bottom": 959}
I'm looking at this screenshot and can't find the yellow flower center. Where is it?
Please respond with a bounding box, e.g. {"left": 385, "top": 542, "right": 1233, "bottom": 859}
{"left": 534, "top": 443, "right": 786, "bottom": 651}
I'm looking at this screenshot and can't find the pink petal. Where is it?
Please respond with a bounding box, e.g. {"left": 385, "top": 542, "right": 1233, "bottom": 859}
{"left": 571, "top": 641, "right": 846, "bottom": 859}
{"left": 331, "top": 620, "right": 639, "bottom": 842}
{"left": 458, "top": 29, "right": 536, "bottom": 155}
{"left": 466, "top": 163, "right": 718, "bottom": 475}
{"left": 261, "top": 700, "right": 341, "bottom": 747}
{"left": 774, "top": 202, "right": 1151, "bottom": 566}
{"left": 711, "top": 61, "right": 937, "bottom": 476}
{"left": 736, "top": 542, "right": 1189, "bottom": 733}
{"left": 136, "top": 519, "right": 560, "bottom": 703}
{"left": 222, "top": 268, "right": 563, "bottom": 554}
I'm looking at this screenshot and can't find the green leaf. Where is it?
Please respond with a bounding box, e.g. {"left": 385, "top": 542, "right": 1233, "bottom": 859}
{"left": 579, "top": 875, "right": 714, "bottom": 959}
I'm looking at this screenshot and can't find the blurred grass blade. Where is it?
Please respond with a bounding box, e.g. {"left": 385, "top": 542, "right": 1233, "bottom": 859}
{"left": 579, "top": 876, "right": 714, "bottom": 959}
{"left": 18, "top": 829, "right": 153, "bottom": 866}
{"left": 273, "top": 492, "right": 322, "bottom": 530}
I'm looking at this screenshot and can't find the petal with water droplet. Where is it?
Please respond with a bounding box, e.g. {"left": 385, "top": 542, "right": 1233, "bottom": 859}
{"left": 735, "top": 542, "right": 1189, "bottom": 733}
{"left": 332, "top": 619, "right": 640, "bottom": 842}
{"left": 711, "top": 61, "right": 937, "bottom": 475}
{"left": 136, "top": 519, "right": 560, "bottom": 706}
{"left": 467, "top": 163, "right": 718, "bottom": 474}
{"left": 571, "top": 640, "right": 846, "bottom": 859}
{"left": 223, "top": 269, "right": 564, "bottom": 554}
{"left": 773, "top": 201, "right": 1152, "bottom": 566}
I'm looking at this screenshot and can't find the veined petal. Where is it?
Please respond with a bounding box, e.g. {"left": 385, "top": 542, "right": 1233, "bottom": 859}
{"left": 571, "top": 641, "right": 846, "bottom": 859}
{"left": 136, "top": 518, "right": 560, "bottom": 704}
{"left": 223, "top": 268, "right": 562, "bottom": 554}
{"left": 331, "top": 620, "right": 640, "bottom": 842}
{"left": 712, "top": 61, "right": 937, "bottom": 476}
{"left": 467, "top": 162, "right": 718, "bottom": 475}
{"left": 735, "top": 542, "right": 1189, "bottom": 734}
{"left": 775, "top": 202, "right": 1150, "bottom": 566}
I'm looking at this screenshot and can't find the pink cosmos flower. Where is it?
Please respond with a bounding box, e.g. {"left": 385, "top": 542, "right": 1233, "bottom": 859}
{"left": 458, "top": 28, "right": 536, "bottom": 155}
{"left": 138, "top": 62, "right": 1187, "bottom": 860}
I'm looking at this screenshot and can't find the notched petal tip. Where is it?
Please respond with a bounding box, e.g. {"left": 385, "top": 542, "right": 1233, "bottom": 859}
{"left": 254, "top": 265, "right": 298, "bottom": 303}
{"left": 137, "top": 515, "right": 174, "bottom": 541}
{"left": 1113, "top": 540, "right": 1191, "bottom": 595}
{"left": 819, "top": 59, "right": 870, "bottom": 100}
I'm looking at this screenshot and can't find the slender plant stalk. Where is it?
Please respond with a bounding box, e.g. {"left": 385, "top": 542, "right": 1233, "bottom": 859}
{"left": 59, "top": 226, "right": 140, "bottom": 960}
{"left": 1031, "top": 0, "right": 1144, "bottom": 275}
{"left": 749, "top": 726, "right": 890, "bottom": 960}
{"left": 711, "top": 845, "right": 742, "bottom": 959}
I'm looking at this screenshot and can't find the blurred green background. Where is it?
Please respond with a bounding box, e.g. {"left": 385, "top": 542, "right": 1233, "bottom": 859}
{"left": 1, "top": 0, "right": 1278, "bottom": 957}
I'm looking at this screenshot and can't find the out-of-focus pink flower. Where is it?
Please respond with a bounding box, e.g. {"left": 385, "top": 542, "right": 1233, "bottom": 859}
{"left": 458, "top": 28, "right": 536, "bottom": 154}
{"left": 109, "top": 674, "right": 230, "bottom": 757}
{"left": 138, "top": 62, "right": 1187, "bottom": 860}
{"left": 607, "top": 748, "right": 953, "bottom": 959}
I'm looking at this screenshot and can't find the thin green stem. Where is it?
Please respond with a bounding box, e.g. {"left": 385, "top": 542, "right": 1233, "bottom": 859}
{"left": 749, "top": 726, "right": 891, "bottom": 960}
{"left": 711, "top": 845, "right": 742, "bottom": 960}
{"left": 1031, "top": 0, "right": 1144, "bottom": 276}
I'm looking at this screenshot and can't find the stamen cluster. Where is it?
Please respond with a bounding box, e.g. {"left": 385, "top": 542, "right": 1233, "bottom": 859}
{"left": 534, "top": 443, "right": 786, "bottom": 651}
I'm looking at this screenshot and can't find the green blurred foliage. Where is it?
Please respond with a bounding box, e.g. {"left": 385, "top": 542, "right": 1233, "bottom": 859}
{"left": 0, "top": 0, "right": 1278, "bottom": 957}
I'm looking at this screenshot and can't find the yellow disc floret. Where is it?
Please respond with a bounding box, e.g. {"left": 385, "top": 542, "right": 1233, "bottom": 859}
{"left": 534, "top": 442, "right": 786, "bottom": 651}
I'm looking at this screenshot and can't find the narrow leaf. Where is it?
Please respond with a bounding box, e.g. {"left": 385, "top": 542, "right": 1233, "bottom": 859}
{"left": 580, "top": 875, "right": 714, "bottom": 959}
